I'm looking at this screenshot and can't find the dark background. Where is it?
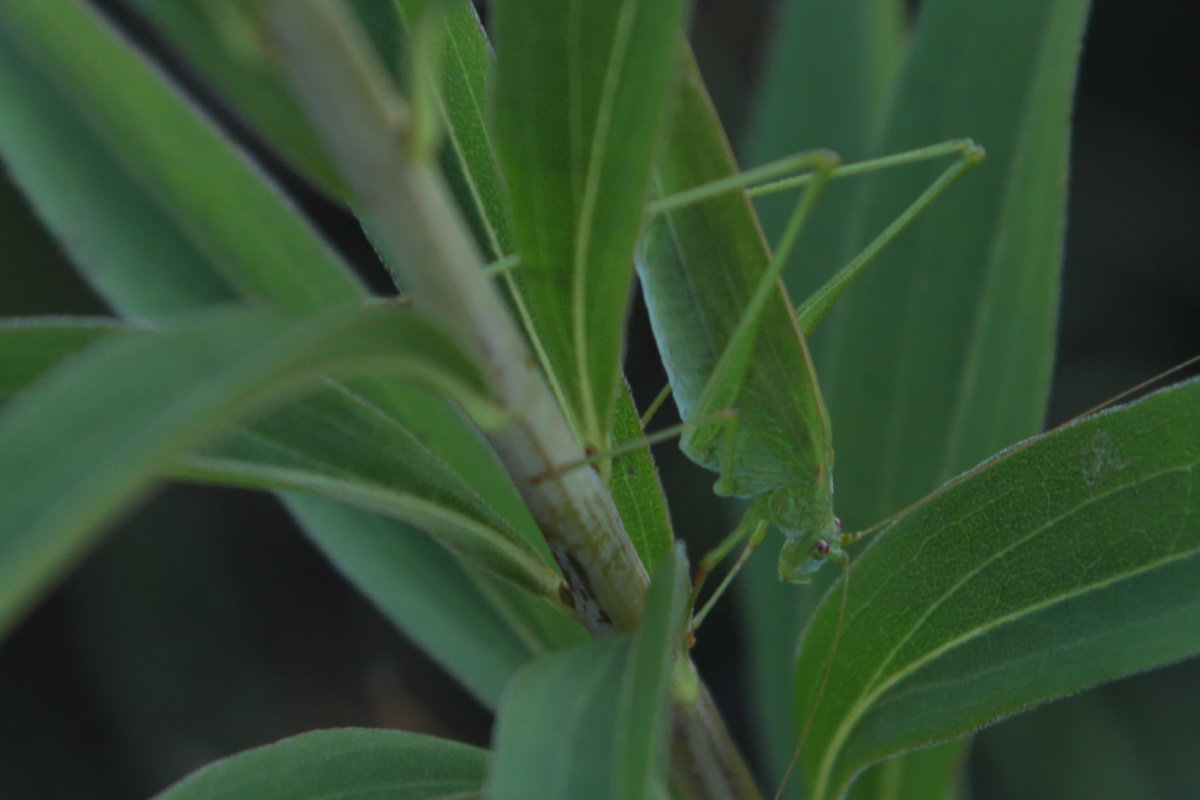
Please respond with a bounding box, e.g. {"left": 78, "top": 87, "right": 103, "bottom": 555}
{"left": 1, "top": 1, "right": 1197, "bottom": 798}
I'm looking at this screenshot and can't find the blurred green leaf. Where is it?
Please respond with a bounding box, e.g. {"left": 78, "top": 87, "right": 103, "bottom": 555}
{"left": 0, "top": 317, "right": 586, "bottom": 704}
{"left": 492, "top": 0, "right": 688, "bottom": 449}
{"left": 486, "top": 545, "right": 689, "bottom": 800}
{"left": 0, "top": 0, "right": 569, "bottom": 697}
{"left": 739, "top": 1, "right": 1088, "bottom": 793}
{"left": 176, "top": 388, "right": 561, "bottom": 598}
{"left": 743, "top": 0, "right": 905, "bottom": 306}
{"left": 0, "top": 0, "right": 364, "bottom": 315}
{"left": 284, "top": 496, "right": 587, "bottom": 707}
{"left": 796, "top": 378, "right": 1200, "bottom": 800}
{"left": 820, "top": 0, "right": 1092, "bottom": 528}
{"left": 400, "top": 0, "right": 675, "bottom": 571}
{"left": 0, "top": 304, "right": 494, "bottom": 639}
{"left": 121, "top": 0, "right": 351, "bottom": 200}
{"left": 972, "top": 691, "right": 1160, "bottom": 800}
{"left": 152, "top": 727, "right": 486, "bottom": 800}
{"left": 843, "top": 741, "right": 966, "bottom": 800}
{"left": 0, "top": 318, "right": 120, "bottom": 402}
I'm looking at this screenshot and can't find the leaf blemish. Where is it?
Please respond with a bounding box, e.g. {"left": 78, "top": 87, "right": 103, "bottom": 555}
{"left": 1081, "top": 429, "right": 1127, "bottom": 488}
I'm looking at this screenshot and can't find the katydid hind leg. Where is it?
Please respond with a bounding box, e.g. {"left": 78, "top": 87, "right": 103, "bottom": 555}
{"left": 795, "top": 141, "right": 985, "bottom": 335}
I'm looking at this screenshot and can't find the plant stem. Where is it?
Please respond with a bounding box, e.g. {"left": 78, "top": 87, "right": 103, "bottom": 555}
{"left": 262, "top": 3, "right": 762, "bottom": 797}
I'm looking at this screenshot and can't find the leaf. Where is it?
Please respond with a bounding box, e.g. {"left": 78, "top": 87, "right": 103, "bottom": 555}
{"left": 819, "top": 0, "right": 1093, "bottom": 527}
{"left": 398, "top": 0, "right": 675, "bottom": 571}
{"left": 744, "top": 1, "right": 1089, "bottom": 793}
{"left": 0, "top": 304, "right": 495, "bottom": 639}
{"left": 492, "top": 0, "right": 688, "bottom": 449}
{"left": 608, "top": 383, "right": 675, "bottom": 572}
{"left": 742, "top": 0, "right": 906, "bottom": 307}
{"left": 174, "top": 387, "right": 561, "bottom": 598}
{"left": 843, "top": 741, "right": 966, "bottom": 800}
{"left": 152, "top": 727, "right": 486, "bottom": 800}
{"left": 0, "top": 318, "right": 119, "bottom": 402}
{"left": 486, "top": 544, "right": 689, "bottom": 800}
{"left": 0, "top": 0, "right": 364, "bottom": 316}
{"left": 795, "top": 377, "right": 1200, "bottom": 800}
{"left": 120, "top": 0, "right": 351, "bottom": 201}
{"left": 0, "top": 0, "right": 562, "bottom": 662}
{"left": 283, "top": 496, "right": 587, "bottom": 707}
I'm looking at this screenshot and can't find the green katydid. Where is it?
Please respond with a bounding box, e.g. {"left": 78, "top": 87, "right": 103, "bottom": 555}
{"left": 633, "top": 59, "right": 984, "bottom": 618}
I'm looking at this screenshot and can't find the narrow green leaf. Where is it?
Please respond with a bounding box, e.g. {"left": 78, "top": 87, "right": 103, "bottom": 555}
{"left": 821, "top": 0, "right": 1092, "bottom": 528}
{"left": 284, "top": 496, "right": 587, "bottom": 707}
{"left": 796, "top": 378, "right": 1200, "bottom": 800}
{"left": 0, "top": 0, "right": 365, "bottom": 314}
{"left": 492, "top": 0, "right": 688, "bottom": 448}
{"left": 608, "top": 383, "right": 675, "bottom": 572}
{"left": 843, "top": 741, "right": 967, "bottom": 800}
{"left": 0, "top": 318, "right": 119, "bottom": 402}
{"left": 174, "top": 387, "right": 561, "bottom": 598}
{"left": 743, "top": 0, "right": 906, "bottom": 306}
{"left": 399, "top": 0, "right": 676, "bottom": 571}
{"left": 0, "top": 0, "right": 578, "bottom": 704}
{"left": 152, "top": 727, "right": 486, "bottom": 800}
{"left": 120, "top": 0, "right": 351, "bottom": 200}
{"left": 0, "top": 304, "right": 494, "bottom": 639}
{"left": 486, "top": 545, "right": 689, "bottom": 800}
{"left": 0, "top": 34, "right": 235, "bottom": 323}
{"left": 751, "top": 2, "right": 1089, "bottom": 793}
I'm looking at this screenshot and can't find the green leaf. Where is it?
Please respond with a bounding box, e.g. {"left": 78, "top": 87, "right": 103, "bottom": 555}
{"left": 0, "top": 316, "right": 586, "bottom": 705}
{"left": 795, "top": 377, "right": 1200, "bottom": 800}
{"left": 820, "top": 0, "right": 1092, "bottom": 527}
{"left": 120, "top": 0, "right": 351, "bottom": 201}
{"left": 843, "top": 741, "right": 967, "bottom": 800}
{"left": 0, "top": 304, "right": 494, "bottom": 639}
{"left": 608, "top": 383, "right": 675, "bottom": 572}
{"left": 492, "top": 0, "right": 688, "bottom": 449}
{"left": 0, "top": 318, "right": 119, "bottom": 402}
{"left": 743, "top": 0, "right": 906, "bottom": 306}
{"left": 0, "top": 0, "right": 364, "bottom": 315}
{"left": 486, "top": 545, "right": 689, "bottom": 800}
{"left": 401, "top": 0, "right": 675, "bottom": 571}
{"left": 175, "top": 387, "right": 561, "bottom": 598}
{"left": 152, "top": 727, "right": 486, "bottom": 800}
{"left": 283, "top": 496, "right": 587, "bottom": 707}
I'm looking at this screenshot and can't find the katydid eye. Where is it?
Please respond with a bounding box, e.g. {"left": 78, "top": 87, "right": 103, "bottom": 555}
{"left": 812, "top": 538, "right": 831, "bottom": 556}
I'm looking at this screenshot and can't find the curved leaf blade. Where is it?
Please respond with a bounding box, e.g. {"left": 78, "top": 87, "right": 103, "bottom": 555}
{"left": 152, "top": 727, "right": 486, "bottom": 800}
{"left": 821, "top": 0, "right": 1093, "bottom": 527}
{"left": 0, "top": 304, "right": 493, "bottom": 639}
{"left": 284, "top": 496, "right": 586, "bottom": 707}
{"left": 796, "top": 377, "right": 1200, "bottom": 800}
{"left": 174, "top": 387, "right": 560, "bottom": 597}
{"left": 0, "top": 0, "right": 364, "bottom": 315}
{"left": 492, "top": 0, "right": 688, "bottom": 447}
{"left": 402, "top": 0, "right": 675, "bottom": 571}
{"left": 486, "top": 545, "right": 689, "bottom": 800}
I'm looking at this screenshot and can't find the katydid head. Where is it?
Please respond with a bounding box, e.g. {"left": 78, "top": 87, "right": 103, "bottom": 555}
{"left": 777, "top": 516, "right": 844, "bottom": 583}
